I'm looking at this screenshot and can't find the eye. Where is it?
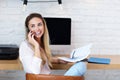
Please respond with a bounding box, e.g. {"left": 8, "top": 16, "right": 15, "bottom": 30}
{"left": 31, "top": 24, "right": 35, "bottom": 28}
{"left": 38, "top": 23, "right": 42, "bottom": 26}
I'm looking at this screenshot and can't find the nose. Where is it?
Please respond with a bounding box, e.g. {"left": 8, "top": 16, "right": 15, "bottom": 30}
{"left": 35, "top": 26, "right": 40, "bottom": 31}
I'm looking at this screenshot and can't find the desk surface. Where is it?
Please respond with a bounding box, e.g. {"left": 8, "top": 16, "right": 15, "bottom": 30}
{"left": 0, "top": 55, "right": 120, "bottom": 70}
{"left": 87, "top": 55, "right": 120, "bottom": 69}
{"left": 0, "top": 59, "right": 23, "bottom": 70}
{"left": 52, "top": 55, "right": 120, "bottom": 70}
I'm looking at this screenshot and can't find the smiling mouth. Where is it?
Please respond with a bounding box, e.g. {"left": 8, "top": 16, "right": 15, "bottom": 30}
{"left": 35, "top": 32, "right": 41, "bottom": 36}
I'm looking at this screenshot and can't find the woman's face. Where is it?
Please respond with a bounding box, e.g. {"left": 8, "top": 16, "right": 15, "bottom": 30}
{"left": 28, "top": 17, "right": 44, "bottom": 38}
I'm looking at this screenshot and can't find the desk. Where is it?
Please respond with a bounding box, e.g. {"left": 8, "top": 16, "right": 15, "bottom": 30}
{"left": 87, "top": 55, "right": 120, "bottom": 69}
{"left": 0, "top": 55, "right": 120, "bottom": 70}
{"left": 52, "top": 55, "right": 120, "bottom": 70}
{"left": 0, "top": 59, "right": 23, "bottom": 70}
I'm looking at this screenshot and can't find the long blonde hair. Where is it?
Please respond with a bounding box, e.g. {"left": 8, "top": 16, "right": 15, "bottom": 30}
{"left": 25, "top": 13, "right": 52, "bottom": 67}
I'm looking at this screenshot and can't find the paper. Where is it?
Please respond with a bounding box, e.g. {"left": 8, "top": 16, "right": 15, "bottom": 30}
{"left": 58, "top": 43, "right": 93, "bottom": 62}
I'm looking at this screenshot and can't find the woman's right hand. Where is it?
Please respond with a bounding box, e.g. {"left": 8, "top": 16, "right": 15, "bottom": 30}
{"left": 28, "top": 31, "right": 41, "bottom": 58}
{"left": 28, "top": 31, "right": 39, "bottom": 47}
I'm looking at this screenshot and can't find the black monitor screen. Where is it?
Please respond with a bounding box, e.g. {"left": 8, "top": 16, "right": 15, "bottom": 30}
{"left": 44, "top": 17, "right": 71, "bottom": 45}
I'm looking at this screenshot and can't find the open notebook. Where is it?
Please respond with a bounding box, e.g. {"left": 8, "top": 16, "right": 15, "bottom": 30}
{"left": 58, "top": 43, "right": 93, "bottom": 62}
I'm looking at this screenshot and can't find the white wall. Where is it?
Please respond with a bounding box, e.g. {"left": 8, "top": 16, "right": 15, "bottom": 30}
{"left": 0, "top": 0, "right": 120, "bottom": 55}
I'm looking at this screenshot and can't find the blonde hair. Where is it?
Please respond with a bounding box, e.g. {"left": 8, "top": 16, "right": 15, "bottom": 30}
{"left": 42, "top": 19, "right": 52, "bottom": 67}
{"left": 25, "top": 13, "right": 52, "bottom": 67}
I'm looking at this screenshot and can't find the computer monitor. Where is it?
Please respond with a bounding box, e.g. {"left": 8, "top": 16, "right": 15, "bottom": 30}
{"left": 44, "top": 17, "right": 71, "bottom": 45}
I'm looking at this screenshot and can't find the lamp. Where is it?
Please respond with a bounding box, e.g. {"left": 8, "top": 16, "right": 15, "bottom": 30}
{"left": 23, "top": 0, "right": 28, "bottom": 11}
{"left": 23, "top": 0, "right": 62, "bottom": 5}
{"left": 58, "top": 0, "right": 62, "bottom": 4}
{"left": 23, "top": 0, "right": 28, "bottom": 5}
{"left": 22, "top": 0, "right": 62, "bottom": 11}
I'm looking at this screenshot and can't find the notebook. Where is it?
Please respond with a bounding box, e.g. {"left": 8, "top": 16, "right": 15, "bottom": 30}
{"left": 58, "top": 43, "right": 93, "bottom": 62}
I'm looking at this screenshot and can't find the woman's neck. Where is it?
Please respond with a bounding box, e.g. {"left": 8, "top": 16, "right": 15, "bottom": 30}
{"left": 35, "top": 37, "right": 42, "bottom": 47}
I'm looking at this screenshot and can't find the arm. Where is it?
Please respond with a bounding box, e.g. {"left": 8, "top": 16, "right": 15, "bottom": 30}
{"left": 19, "top": 31, "right": 43, "bottom": 74}
{"left": 28, "top": 31, "right": 41, "bottom": 58}
{"left": 19, "top": 41, "right": 42, "bottom": 74}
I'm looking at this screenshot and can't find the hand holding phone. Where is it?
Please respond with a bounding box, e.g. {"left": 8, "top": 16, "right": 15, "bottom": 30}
{"left": 28, "top": 31, "right": 39, "bottom": 46}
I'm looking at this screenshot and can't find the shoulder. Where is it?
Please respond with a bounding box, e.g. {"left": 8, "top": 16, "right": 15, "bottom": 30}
{"left": 19, "top": 40, "right": 31, "bottom": 52}
{"left": 19, "top": 40, "right": 29, "bottom": 48}
{"left": 19, "top": 40, "right": 33, "bottom": 56}
{"left": 19, "top": 40, "right": 33, "bottom": 52}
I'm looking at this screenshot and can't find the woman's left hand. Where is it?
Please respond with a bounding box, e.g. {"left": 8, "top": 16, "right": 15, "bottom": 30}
{"left": 52, "top": 57, "right": 68, "bottom": 64}
{"left": 58, "top": 59, "right": 68, "bottom": 64}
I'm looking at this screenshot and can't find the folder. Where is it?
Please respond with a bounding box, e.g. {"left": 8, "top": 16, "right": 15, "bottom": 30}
{"left": 88, "top": 57, "right": 111, "bottom": 64}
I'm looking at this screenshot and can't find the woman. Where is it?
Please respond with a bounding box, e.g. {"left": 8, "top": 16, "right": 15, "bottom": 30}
{"left": 19, "top": 13, "right": 86, "bottom": 76}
